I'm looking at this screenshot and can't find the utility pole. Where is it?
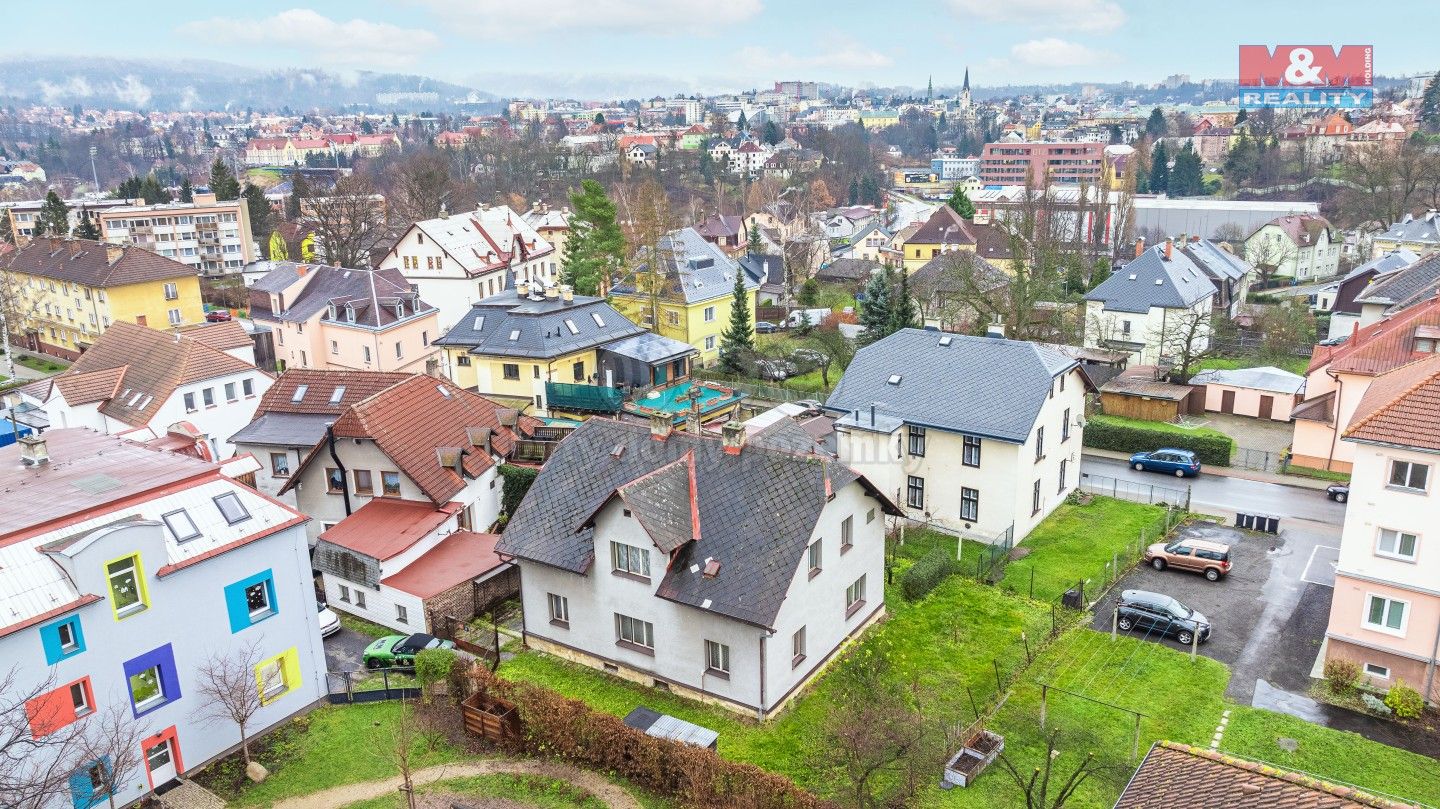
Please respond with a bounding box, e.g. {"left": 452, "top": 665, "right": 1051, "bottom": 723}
{"left": 88, "top": 145, "right": 99, "bottom": 192}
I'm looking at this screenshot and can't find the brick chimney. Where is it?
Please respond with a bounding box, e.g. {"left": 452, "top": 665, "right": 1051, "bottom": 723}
{"left": 1134, "top": 237, "right": 1145, "bottom": 259}
{"left": 650, "top": 412, "right": 673, "bottom": 441}
{"left": 18, "top": 433, "right": 48, "bottom": 466}
{"left": 105, "top": 244, "right": 124, "bottom": 265}
{"left": 721, "top": 421, "right": 746, "bottom": 455}
{"left": 1163, "top": 238, "right": 1173, "bottom": 261}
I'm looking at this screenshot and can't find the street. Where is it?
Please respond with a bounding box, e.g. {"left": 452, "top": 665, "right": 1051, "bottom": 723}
{"left": 1080, "top": 455, "right": 1348, "bottom": 525}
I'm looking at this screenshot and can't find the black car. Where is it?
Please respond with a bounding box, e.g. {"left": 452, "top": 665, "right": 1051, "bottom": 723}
{"left": 1115, "top": 589, "right": 1211, "bottom": 646}
{"left": 755, "top": 321, "right": 777, "bottom": 334}
{"left": 1326, "top": 483, "right": 1349, "bottom": 503}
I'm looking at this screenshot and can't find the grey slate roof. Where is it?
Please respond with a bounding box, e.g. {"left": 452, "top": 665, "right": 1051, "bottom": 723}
{"left": 1341, "top": 249, "right": 1419, "bottom": 282}
{"left": 249, "top": 263, "right": 435, "bottom": 329}
{"left": 1086, "top": 244, "right": 1215, "bottom": 314}
{"left": 229, "top": 412, "right": 334, "bottom": 448}
{"left": 614, "top": 456, "right": 698, "bottom": 554}
{"left": 433, "top": 291, "right": 645, "bottom": 359}
{"left": 739, "top": 254, "right": 785, "bottom": 289}
{"left": 1353, "top": 253, "right": 1440, "bottom": 312}
{"left": 1378, "top": 211, "right": 1440, "bottom": 248}
{"left": 818, "top": 257, "right": 884, "bottom": 284}
{"left": 613, "top": 227, "right": 757, "bottom": 305}
{"left": 496, "top": 418, "right": 892, "bottom": 628}
{"left": 1178, "top": 239, "right": 1251, "bottom": 284}
{"left": 824, "top": 328, "right": 1076, "bottom": 444}
{"left": 1188, "top": 366, "right": 1305, "bottom": 394}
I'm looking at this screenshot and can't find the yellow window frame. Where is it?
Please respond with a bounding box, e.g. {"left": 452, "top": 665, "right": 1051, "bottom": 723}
{"left": 254, "top": 647, "right": 301, "bottom": 706}
{"left": 104, "top": 552, "right": 150, "bottom": 621}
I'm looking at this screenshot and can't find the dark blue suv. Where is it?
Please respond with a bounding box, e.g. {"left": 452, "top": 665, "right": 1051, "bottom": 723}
{"left": 1129, "top": 448, "right": 1201, "bottom": 478}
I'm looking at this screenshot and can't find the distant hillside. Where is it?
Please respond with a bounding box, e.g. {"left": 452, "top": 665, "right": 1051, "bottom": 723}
{"left": 0, "top": 57, "right": 490, "bottom": 111}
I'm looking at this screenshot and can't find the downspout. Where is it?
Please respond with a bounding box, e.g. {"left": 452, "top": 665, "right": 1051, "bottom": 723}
{"left": 1425, "top": 617, "right": 1440, "bottom": 706}
{"left": 757, "top": 633, "right": 768, "bottom": 722}
{"left": 1325, "top": 369, "right": 1344, "bottom": 472}
{"left": 326, "top": 423, "right": 352, "bottom": 517}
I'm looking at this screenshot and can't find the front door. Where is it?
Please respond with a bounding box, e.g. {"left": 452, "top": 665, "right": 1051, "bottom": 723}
{"left": 653, "top": 365, "right": 667, "bottom": 385}
{"left": 1258, "top": 395, "right": 1274, "bottom": 420}
{"left": 1220, "top": 390, "right": 1236, "bottom": 414}
{"left": 145, "top": 737, "right": 178, "bottom": 788}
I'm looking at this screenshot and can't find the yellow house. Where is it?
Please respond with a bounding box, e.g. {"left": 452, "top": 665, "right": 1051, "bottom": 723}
{"left": 859, "top": 109, "right": 901, "bottom": 130}
{"left": 609, "top": 228, "right": 758, "bottom": 367}
{"left": 2, "top": 237, "right": 203, "bottom": 360}
{"left": 900, "top": 206, "right": 978, "bottom": 273}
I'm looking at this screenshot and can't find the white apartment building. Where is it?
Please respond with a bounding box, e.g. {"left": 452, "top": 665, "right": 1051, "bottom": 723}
{"left": 97, "top": 192, "right": 256, "bottom": 275}
{"left": 1084, "top": 240, "right": 1216, "bottom": 367}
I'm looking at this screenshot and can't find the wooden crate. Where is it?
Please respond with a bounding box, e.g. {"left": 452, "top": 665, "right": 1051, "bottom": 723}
{"left": 461, "top": 692, "right": 521, "bottom": 743}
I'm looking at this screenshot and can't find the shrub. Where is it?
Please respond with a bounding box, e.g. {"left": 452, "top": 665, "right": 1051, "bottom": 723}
{"left": 414, "top": 647, "right": 459, "bottom": 703}
{"left": 1323, "top": 657, "right": 1360, "bottom": 695}
{"left": 901, "top": 547, "right": 955, "bottom": 601}
{"left": 1361, "top": 692, "right": 1393, "bottom": 717}
{"left": 498, "top": 464, "right": 539, "bottom": 520}
{"left": 1083, "top": 415, "right": 1234, "bottom": 466}
{"left": 1384, "top": 680, "right": 1425, "bottom": 719}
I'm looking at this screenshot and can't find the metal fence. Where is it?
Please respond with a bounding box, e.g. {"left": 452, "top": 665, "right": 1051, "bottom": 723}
{"left": 1078, "top": 472, "right": 1191, "bottom": 510}
{"left": 973, "top": 522, "right": 1016, "bottom": 583}
{"left": 689, "top": 371, "right": 818, "bottom": 403}
{"left": 1232, "top": 446, "right": 1284, "bottom": 473}
{"left": 325, "top": 668, "right": 422, "bottom": 704}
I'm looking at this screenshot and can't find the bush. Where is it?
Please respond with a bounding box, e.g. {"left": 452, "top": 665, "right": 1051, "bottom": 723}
{"left": 414, "top": 647, "right": 459, "bottom": 702}
{"left": 1083, "top": 415, "right": 1234, "bottom": 466}
{"left": 1362, "top": 692, "right": 1393, "bottom": 717}
{"left": 1384, "top": 680, "right": 1425, "bottom": 719}
{"left": 1323, "top": 657, "right": 1360, "bottom": 695}
{"left": 901, "top": 547, "right": 955, "bottom": 601}
{"left": 498, "top": 464, "right": 539, "bottom": 519}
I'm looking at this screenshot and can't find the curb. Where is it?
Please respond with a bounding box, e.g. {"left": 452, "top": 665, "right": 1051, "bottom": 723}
{"left": 1080, "top": 450, "right": 1334, "bottom": 492}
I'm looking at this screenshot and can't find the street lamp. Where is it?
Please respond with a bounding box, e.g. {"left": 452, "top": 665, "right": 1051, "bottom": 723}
{"left": 88, "top": 146, "right": 99, "bottom": 192}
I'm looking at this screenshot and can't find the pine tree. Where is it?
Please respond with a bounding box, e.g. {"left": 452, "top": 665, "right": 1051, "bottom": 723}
{"left": 178, "top": 177, "right": 194, "bottom": 203}
{"left": 286, "top": 172, "right": 311, "bottom": 221}
{"left": 1235, "top": 108, "right": 1248, "bottom": 126}
{"left": 0, "top": 208, "right": 13, "bottom": 244}
{"left": 1421, "top": 70, "right": 1440, "bottom": 134}
{"left": 36, "top": 191, "right": 69, "bottom": 236}
{"left": 1149, "top": 142, "right": 1170, "bottom": 193}
{"left": 116, "top": 176, "right": 143, "bottom": 200}
{"left": 718, "top": 272, "right": 755, "bottom": 374}
{"left": 209, "top": 158, "right": 241, "bottom": 201}
{"left": 888, "top": 270, "right": 918, "bottom": 333}
{"left": 737, "top": 110, "right": 748, "bottom": 133}
{"left": 848, "top": 177, "right": 860, "bottom": 205}
{"left": 563, "top": 180, "right": 625, "bottom": 296}
{"left": 762, "top": 120, "right": 781, "bottom": 145}
{"left": 748, "top": 223, "right": 762, "bottom": 256}
{"left": 139, "top": 174, "right": 169, "bottom": 205}
{"left": 593, "top": 111, "right": 605, "bottom": 127}
{"left": 945, "top": 187, "right": 976, "bottom": 220}
{"left": 1145, "top": 107, "right": 1167, "bottom": 140}
{"left": 1169, "top": 143, "right": 1204, "bottom": 196}
{"left": 859, "top": 268, "right": 894, "bottom": 342}
{"left": 73, "top": 208, "right": 100, "bottom": 240}
{"left": 243, "top": 184, "right": 272, "bottom": 245}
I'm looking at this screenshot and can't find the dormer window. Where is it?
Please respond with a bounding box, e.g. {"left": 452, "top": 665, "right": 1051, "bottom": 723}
{"left": 345, "top": 305, "right": 356, "bottom": 323}
{"left": 327, "top": 303, "right": 337, "bottom": 319}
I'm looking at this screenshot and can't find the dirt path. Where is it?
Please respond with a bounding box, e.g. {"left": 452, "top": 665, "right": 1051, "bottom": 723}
{"left": 270, "top": 759, "right": 645, "bottom": 809}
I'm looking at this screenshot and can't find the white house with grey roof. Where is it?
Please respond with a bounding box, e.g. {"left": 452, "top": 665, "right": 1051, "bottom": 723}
{"left": 824, "top": 329, "right": 1089, "bottom": 542}
{"left": 1084, "top": 240, "right": 1215, "bottom": 367}
{"left": 497, "top": 417, "right": 899, "bottom": 718}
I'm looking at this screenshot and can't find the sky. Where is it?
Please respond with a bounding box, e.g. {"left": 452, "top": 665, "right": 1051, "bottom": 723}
{"left": 9, "top": 0, "right": 1439, "bottom": 99}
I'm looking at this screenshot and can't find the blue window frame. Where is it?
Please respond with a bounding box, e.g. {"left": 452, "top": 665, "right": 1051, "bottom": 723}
{"left": 122, "top": 644, "right": 181, "bottom": 718}
{"left": 223, "top": 569, "right": 278, "bottom": 633}
{"left": 69, "top": 757, "right": 111, "bottom": 809}
{"left": 40, "top": 614, "right": 86, "bottom": 664}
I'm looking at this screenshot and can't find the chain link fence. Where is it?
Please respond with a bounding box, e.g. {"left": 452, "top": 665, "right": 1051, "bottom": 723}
{"left": 1078, "top": 472, "right": 1191, "bottom": 509}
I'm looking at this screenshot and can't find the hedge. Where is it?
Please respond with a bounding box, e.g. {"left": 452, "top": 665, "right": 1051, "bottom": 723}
{"left": 1083, "top": 415, "right": 1233, "bottom": 466}
{"left": 901, "top": 547, "right": 955, "bottom": 601}
{"left": 498, "top": 463, "right": 539, "bottom": 518}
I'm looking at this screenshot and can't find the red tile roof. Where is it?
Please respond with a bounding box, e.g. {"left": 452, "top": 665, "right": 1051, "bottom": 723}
{"left": 256, "top": 369, "right": 413, "bottom": 416}
{"left": 177, "top": 321, "right": 252, "bottom": 352}
{"left": 1343, "top": 354, "right": 1440, "bottom": 451}
{"left": 381, "top": 530, "right": 507, "bottom": 598}
{"left": 52, "top": 365, "right": 127, "bottom": 405}
{"left": 317, "top": 498, "right": 461, "bottom": 560}
{"left": 907, "top": 205, "right": 976, "bottom": 246}
{"left": 1309, "top": 296, "right": 1440, "bottom": 376}
{"left": 3, "top": 237, "right": 194, "bottom": 286}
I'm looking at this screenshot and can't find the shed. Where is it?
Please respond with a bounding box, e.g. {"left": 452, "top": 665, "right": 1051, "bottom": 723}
{"left": 1188, "top": 366, "right": 1305, "bottom": 421}
{"left": 1100, "top": 366, "right": 1201, "bottom": 422}
{"left": 622, "top": 707, "right": 719, "bottom": 750}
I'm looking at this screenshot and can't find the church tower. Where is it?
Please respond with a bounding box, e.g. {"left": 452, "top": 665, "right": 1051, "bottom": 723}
{"left": 960, "top": 67, "right": 972, "bottom": 111}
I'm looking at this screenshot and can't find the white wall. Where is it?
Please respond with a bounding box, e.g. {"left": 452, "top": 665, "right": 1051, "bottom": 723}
{"left": 378, "top": 227, "right": 557, "bottom": 333}
{"left": 1337, "top": 442, "right": 1439, "bottom": 593}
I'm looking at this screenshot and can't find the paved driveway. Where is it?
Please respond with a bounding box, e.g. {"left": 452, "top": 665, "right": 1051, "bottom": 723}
{"left": 324, "top": 626, "right": 372, "bottom": 674}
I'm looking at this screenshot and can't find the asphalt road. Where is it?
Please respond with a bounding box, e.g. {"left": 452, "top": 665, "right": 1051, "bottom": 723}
{"left": 1080, "top": 455, "right": 1348, "bottom": 525}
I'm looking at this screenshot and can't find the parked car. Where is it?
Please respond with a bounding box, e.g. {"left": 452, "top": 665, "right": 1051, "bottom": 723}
{"left": 205, "top": 310, "right": 233, "bottom": 322}
{"left": 1130, "top": 448, "right": 1202, "bottom": 477}
{"left": 754, "top": 358, "right": 797, "bottom": 381}
{"left": 792, "top": 348, "right": 827, "bottom": 368}
{"left": 755, "top": 321, "right": 777, "bottom": 334}
{"left": 1325, "top": 483, "right": 1349, "bottom": 503}
{"left": 1115, "top": 589, "right": 1211, "bottom": 645}
{"left": 784, "top": 308, "right": 832, "bottom": 329}
{"left": 362, "top": 633, "right": 455, "bottom": 668}
{"left": 317, "top": 603, "right": 341, "bottom": 638}
{"left": 1144, "top": 538, "right": 1232, "bottom": 581}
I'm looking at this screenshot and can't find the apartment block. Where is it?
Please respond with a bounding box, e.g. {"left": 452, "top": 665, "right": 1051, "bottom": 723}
{"left": 97, "top": 192, "right": 256, "bottom": 275}
{"left": 979, "top": 140, "right": 1106, "bottom": 185}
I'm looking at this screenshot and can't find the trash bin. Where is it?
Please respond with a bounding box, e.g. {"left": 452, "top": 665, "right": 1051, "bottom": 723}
{"left": 1062, "top": 588, "right": 1083, "bottom": 610}
{"left": 1235, "top": 512, "right": 1247, "bottom": 528}
{"left": 1264, "top": 516, "right": 1280, "bottom": 533}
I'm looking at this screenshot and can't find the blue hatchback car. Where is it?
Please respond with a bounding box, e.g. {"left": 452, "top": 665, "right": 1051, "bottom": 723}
{"left": 1130, "top": 448, "right": 1202, "bottom": 477}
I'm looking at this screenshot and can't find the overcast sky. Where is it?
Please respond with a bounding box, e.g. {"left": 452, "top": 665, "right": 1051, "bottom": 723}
{"left": 11, "top": 0, "right": 1438, "bottom": 98}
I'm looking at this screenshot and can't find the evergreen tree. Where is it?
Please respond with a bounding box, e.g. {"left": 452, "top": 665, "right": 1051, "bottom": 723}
{"left": 1145, "top": 107, "right": 1167, "bottom": 140}
{"left": 945, "top": 187, "right": 976, "bottom": 220}
{"left": 116, "top": 176, "right": 143, "bottom": 200}
{"left": 73, "top": 208, "right": 100, "bottom": 240}
{"left": 178, "top": 177, "right": 194, "bottom": 203}
{"left": 286, "top": 172, "right": 311, "bottom": 221}
{"left": 268, "top": 231, "right": 289, "bottom": 261}
{"left": 36, "top": 191, "right": 70, "bottom": 236}
{"left": 717, "top": 272, "right": 755, "bottom": 374}
{"left": 1235, "top": 107, "right": 1248, "bottom": 125}
{"left": 747, "top": 223, "right": 762, "bottom": 256}
{"left": 593, "top": 111, "right": 605, "bottom": 127}
{"left": 138, "top": 174, "right": 170, "bottom": 205}
{"left": 1169, "top": 143, "right": 1205, "bottom": 196}
{"left": 762, "top": 120, "right": 781, "bottom": 145}
{"left": 1421, "top": 70, "right": 1440, "bottom": 134}
{"left": 1149, "top": 141, "right": 1170, "bottom": 193}
{"left": 209, "top": 158, "right": 241, "bottom": 201}
{"left": 888, "top": 270, "right": 918, "bottom": 333}
{"left": 737, "top": 110, "right": 748, "bottom": 132}
{"left": 562, "top": 179, "right": 625, "bottom": 296}
{"left": 1223, "top": 134, "right": 1259, "bottom": 185}
{"left": 0, "top": 208, "right": 13, "bottom": 244}
{"left": 360, "top": 118, "right": 375, "bottom": 134}
{"left": 859, "top": 175, "right": 881, "bottom": 206}
{"left": 848, "top": 177, "right": 860, "bottom": 205}
{"left": 859, "top": 268, "right": 894, "bottom": 342}
{"left": 243, "top": 184, "right": 272, "bottom": 245}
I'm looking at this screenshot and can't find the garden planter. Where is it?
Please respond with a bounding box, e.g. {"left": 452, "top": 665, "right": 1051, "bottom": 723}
{"left": 461, "top": 691, "right": 521, "bottom": 743}
{"left": 941, "top": 729, "right": 1004, "bottom": 788}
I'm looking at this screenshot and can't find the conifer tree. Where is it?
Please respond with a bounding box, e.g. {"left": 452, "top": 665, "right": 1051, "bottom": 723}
{"left": 718, "top": 272, "right": 755, "bottom": 374}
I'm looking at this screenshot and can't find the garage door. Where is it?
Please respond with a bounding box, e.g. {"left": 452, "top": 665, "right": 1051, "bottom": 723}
{"left": 1220, "top": 389, "right": 1235, "bottom": 414}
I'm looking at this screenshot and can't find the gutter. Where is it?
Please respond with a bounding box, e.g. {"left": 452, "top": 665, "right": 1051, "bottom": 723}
{"left": 326, "top": 423, "right": 352, "bottom": 517}
{"left": 1324, "top": 368, "right": 1343, "bottom": 472}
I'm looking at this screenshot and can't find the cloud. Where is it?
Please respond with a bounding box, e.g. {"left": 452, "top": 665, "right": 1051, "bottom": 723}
{"left": 736, "top": 39, "right": 893, "bottom": 73}
{"left": 948, "top": 0, "right": 1125, "bottom": 33}
{"left": 414, "top": 0, "right": 762, "bottom": 38}
{"left": 114, "top": 75, "right": 153, "bottom": 107}
{"left": 177, "top": 9, "right": 440, "bottom": 70}
{"left": 1009, "top": 38, "right": 1111, "bottom": 69}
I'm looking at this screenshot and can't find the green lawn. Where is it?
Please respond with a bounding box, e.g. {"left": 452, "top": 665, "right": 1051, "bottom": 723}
{"left": 1000, "top": 499, "right": 1168, "bottom": 602}
{"left": 1283, "top": 465, "right": 1352, "bottom": 483}
{"left": 15, "top": 354, "right": 67, "bottom": 374}
{"left": 338, "top": 613, "right": 395, "bottom": 639}
{"left": 1196, "top": 355, "right": 1310, "bottom": 376}
{"left": 340, "top": 773, "right": 609, "bottom": 809}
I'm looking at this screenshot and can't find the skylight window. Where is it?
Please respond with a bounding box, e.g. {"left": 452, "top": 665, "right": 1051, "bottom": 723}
{"left": 591, "top": 312, "right": 606, "bottom": 327}
{"left": 291, "top": 384, "right": 309, "bottom": 403}
{"left": 563, "top": 319, "right": 579, "bottom": 335}
{"left": 472, "top": 315, "right": 485, "bottom": 330}
{"left": 212, "top": 492, "right": 251, "bottom": 526}
{"left": 939, "top": 335, "right": 953, "bottom": 346}
{"left": 138, "top": 395, "right": 153, "bottom": 410}
{"left": 509, "top": 329, "right": 520, "bottom": 341}
{"left": 329, "top": 386, "right": 346, "bottom": 405}
{"left": 127, "top": 391, "right": 143, "bottom": 407}
{"left": 161, "top": 509, "right": 201, "bottom": 542}
{"left": 888, "top": 374, "right": 903, "bottom": 385}
{"left": 437, "top": 384, "right": 452, "bottom": 398}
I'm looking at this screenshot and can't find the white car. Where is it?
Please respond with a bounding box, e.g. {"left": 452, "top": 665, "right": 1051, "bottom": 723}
{"left": 317, "top": 603, "right": 342, "bottom": 638}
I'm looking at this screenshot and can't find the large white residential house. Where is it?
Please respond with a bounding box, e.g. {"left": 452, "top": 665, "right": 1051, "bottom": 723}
{"left": 1, "top": 429, "right": 325, "bottom": 807}
{"left": 1243, "top": 214, "right": 1341, "bottom": 282}
{"left": 824, "top": 329, "right": 1089, "bottom": 543}
{"left": 1084, "top": 239, "right": 1216, "bottom": 367}
{"left": 497, "top": 417, "right": 899, "bottom": 718}
{"left": 377, "top": 205, "right": 556, "bottom": 333}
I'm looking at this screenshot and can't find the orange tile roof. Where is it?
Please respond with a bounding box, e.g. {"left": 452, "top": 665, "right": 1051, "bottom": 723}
{"left": 1343, "top": 354, "right": 1440, "bottom": 451}
{"left": 316, "top": 498, "right": 460, "bottom": 560}
{"left": 177, "top": 321, "right": 251, "bottom": 351}
{"left": 381, "top": 530, "right": 506, "bottom": 598}
{"left": 51, "top": 365, "right": 127, "bottom": 405}
{"left": 1309, "top": 296, "right": 1440, "bottom": 377}
{"left": 3, "top": 237, "right": 194, "bottom": 286}
{"left": 256, "top": 369, "right": 412, "bottom": 416}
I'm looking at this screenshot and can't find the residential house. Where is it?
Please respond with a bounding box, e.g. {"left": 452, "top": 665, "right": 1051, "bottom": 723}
{"left": 96, "top": 192, "right": 256, "bottom": 275}
{"left": 9, "top": 321, "right": 272, "bottom": 458}
{"left": 829, "top": 220, "right": 894, "bottom": 264}
{"left": 1372, "top": 211, "right": 1440, "bottom": 258}
{"left": 2, "top": 238, "right": 203, "bottom": 360}
{"left": 908, "top": 253, "right": 1008, "bottom": 332}
{"left": 1243, "top": 214, "right": 1341, "bottom": 282}
{"left": 626, "top": 143, "right": 657, "bottom": 165}
{"left": 1290, "top": 295, "right": 1440, "bottom": 473}
{"left": 521, "top": 205, "right": 572, "bottom": 265}
{"left": 378, "top": 205, "right": 557, "bottom": 333}
{"left": 1323, "top": 354, "right": 1440, "bottom": 704}
{"left": 1084, "top": 240, "right": 1215, "bottom": 367}
{"left": 247, "top": 262, "right": 441, "bottom": 374}
{"left": 1175, "top": 236, "right": 1254, "bottom": 319}
{"left": 815, "top": 257, "right": 883, "bottom": 290}
{"left": 1324, "top": 250, "right": 1422, "bottom": 339}
{"left": 729, "top": 142, "right": 770, "bottom": 177}
{"left": 900, "top": 205, "right": 977, "bottom": 273}
{"left": 610, "top": 228, "right": 759, "bottom": 367}
{"left": 434, "top": 285, "right": 695, "bottom": 409}
{"left": 739, "top": 254, "right": 786, "bottom": 305}
{"left": 0, "top": 429, "right": 324, "bottom": 804}
{"left": 696, "top": 213, "right": 745, "bottom": 254}
{"left": 824, "top": 329, "right": 1088, "bottom": 542}
{"left": 497, "top": 416, "right": 900, "bottom": 717}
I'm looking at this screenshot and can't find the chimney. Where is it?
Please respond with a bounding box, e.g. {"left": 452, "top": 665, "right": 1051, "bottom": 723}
{"left": 516, "top": 280, "right": 530, "bottom": 297}
{"left": 650, "top": 412, "right": 673, "bottom": 441}
{"left": 1134, "top": 237, "right": 1145, "bottom": 259}
{"left": 105, "top": 244, "right": 124, "bottom": 265}
{"left": 721, "top": 420, "right": 746, "bottom": 455}
{"left": 545, "top": 284, "right": 559, "bottom": 300}
{"left": 1163, "top": 238, "right": 1173, "bottom": 261}
{"left": 560, "top": 284, "right": 574, "bottom": 303}
{"left": 296, "top": 264, "right": 308, "bottom": 277}
{"left": 1189, "top": 235, "right": 1201, "bottom": 244}
{"left": 18, "top": 433, "right": 48, "bottom": 466}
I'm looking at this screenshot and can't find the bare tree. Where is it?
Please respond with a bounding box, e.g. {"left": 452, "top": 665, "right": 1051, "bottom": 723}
{"left": 386, "top": 151, "right": 462, "bottom": 226}
{"left": 72, "top": 700, "right": 145, "bottom": 809}
{"left": 819, "top": 656, "right": 935, "bottom": 809}
{"left": 304, "top": 173, "right": 389, "bottom": 269}
{"left": 0, "top": 667, "right": 88, "bottom": 809}
{"left": 916, "top": 251, "right": 1011, "bottom": 334}
{"left": 191, "top": 639, "right": 265, "bottom": 764}
{"left": 1244, "top": 234, "right": 1298, "bottom": 289}
{"left": 995, "top": 728, "right": 1121, "bottom": 809}
{"left": 382, "top": 702, "right": 421, "bottom": 809}
{"left": 1108, "top": 171, "right": 1138, "bottom": 263}
{"left": 1337, "top": 141, "right": 1440, "bottom": 230}
{"left": 615, "top": 178, "right": 679, "bottom": 330}
{"left": 1151, "top": 306, "right": 1215, "bottom": 381}
{"left": 803, "top": 325, "right": 858, "bottom": 391}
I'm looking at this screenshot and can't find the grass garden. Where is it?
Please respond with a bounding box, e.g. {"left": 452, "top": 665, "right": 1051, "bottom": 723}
{"left": 1195, "top": 354, "right": 1311, "bottom": 377}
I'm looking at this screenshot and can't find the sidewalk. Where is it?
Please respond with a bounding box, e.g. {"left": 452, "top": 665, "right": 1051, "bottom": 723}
{"left": 272, "top": 759, "right": 646, "bottom": 809}
{"left": 1082, "top": 448, "right": 1335, "bottom": 491}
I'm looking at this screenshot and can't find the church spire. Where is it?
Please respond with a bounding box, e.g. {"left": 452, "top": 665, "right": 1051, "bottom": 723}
{"left": 927, "top": 75, "right": 933, "bottom": 102}
{"left": 963, "top": 67, "right": 970, "bottom": 92}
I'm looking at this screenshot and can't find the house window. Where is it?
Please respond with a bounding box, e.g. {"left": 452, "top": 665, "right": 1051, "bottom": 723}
{"left": 202, "top": 387, "right": 215, "bottom": 407}
{"left": 705, "top": 640, "right": 730, "bottom": 675}
{"left": 326, "top": 468, "right": 345, "bottom": 494}
{"left": 1376, "top": 529, "right": 1418, "bottom": 561}
{"left": 353, "top": 469, "right": 374, "bottom": 496}
{"left": 1062, "top": 408, "right": 1071, "bottom": 442}
{"left": 666, "top": 310, "right": 680, "bottom": 327}
{"left": 906, "top": 476, "right": 924, "bottom": 509}
{"left": 213, "top": 492, "right": 251, "bottom": 525}
{"left": 1121, "top": 320, "right": 1131, "bottom": 336}
{"left": 1059, "top": 459, "right": 1068, "bottom": 494}
{"left": 382, "top": 471, "right": 402, "bottom": 496}
{"left": 183, "top": 392, "right": 196, "bottom": 412}
{"left": 68, "top": 680, "right": 93, "bottom": 717}
{"left": 330, "top": 340, "right": 339, "bottom": 355}
{"left": 396, "top": 605, "right": 408, "bottom": 624}
{"left": 168, "top": 308, "right": 182, "bottom": 326}
{"left": 224, "top": 571, "right": 277, "bottom": 632}
{"left": 1032, "top": 480, "right": 1042, "bottom": 515}
{"left": 705, "top": 335, "right": 716, "bottom": 350}
{"left": 107, "top": 555, "right": 147, "bottom": 618}
{"left": 703, "top": 305, "right": 716, "bottom": 322}
{"left": 547, "top": 593, "right": 569, "bottom": 626}
{"left": 841, "top": 515, "right": 853, "bottom": 552}
{"left": 1035, "top": 426, "right": 1045, "bottom": 461}
{"left": 961, "top": 487, "right": 979, "bottom": 522}
{"left": 254, "top": 649, "right": 298, "bottom": 704}
{"left": 573, "top": 361, "right": 585, "bottom": 382}
{"left": 223, "top": 382, "right": 237, "bottom": 402}
{"left": 866, "top": 508, "right": 876, "bottom": 524}
{"left": 242, "top": 378, "right": 254, "bottom": 397}
{"left": 338, "top": 585, "right": 351, "bottom": 603}
{"left": 1364, "top": 594, "right": 1407, "bottom": 634}
{"left": 963, "top": 435, "right": 981, "bottom": 467}
{"left": 503, "top": 363, "right": 520, "bottom": 380}
{"left": 1388, "top": 460, "right": 1429, "bottom": 492}
{"left": 808, "top": 538, "right": 822, "bottom": 576}
{"left": 845, "top": 574, "right": 867, "bottom": 616}
{"left": 354, "top": 590, "right": 367, "bottom": 609}
{"left": 611, "top": 541, "right": 651, "bottom": 578}
{"left": 128, "top": 666, "right": 164, "bottom": 711}
{"left": 163, "top": 282, "right": 178, "bottom": 300}
{"left": 42, "top": 616, "right": 85, "bottom": 663}
{"left": 1364, "top": 663, "right": 1390, "bottom": 679}
{"left": 395, "top": 342, "right": 403, "bottom": 359}
{"left": 615, "top": 613, "right": 655, "bottom": 650}
{"left": 907, "top": 425, "right": 926, "bottom": 456}
{"left": 363, "top": 346, "right": 371, "bottom": 363}
{"left": 792, "top": 626, "right": 806, "bottom": 667}
{"left": 457, "top": 355, "right": 471, "bottom": 366}
{"left": 270, "top": 452, "right": 291, "bottom": 477}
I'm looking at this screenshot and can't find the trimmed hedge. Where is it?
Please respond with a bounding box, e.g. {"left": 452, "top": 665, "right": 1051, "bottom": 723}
{"left": 498, "top": 463, "right": 539, "bottom": 518}
{"left": 901, "top": 547, "right": 955, "bottom": 601}
{"left": 1083, "top": 415, "right": 1233, "bottom": 466}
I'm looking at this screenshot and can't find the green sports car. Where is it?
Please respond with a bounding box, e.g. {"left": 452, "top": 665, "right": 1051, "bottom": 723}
{"left": 362, "top": 633, "right": 455, "bottom": 668}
